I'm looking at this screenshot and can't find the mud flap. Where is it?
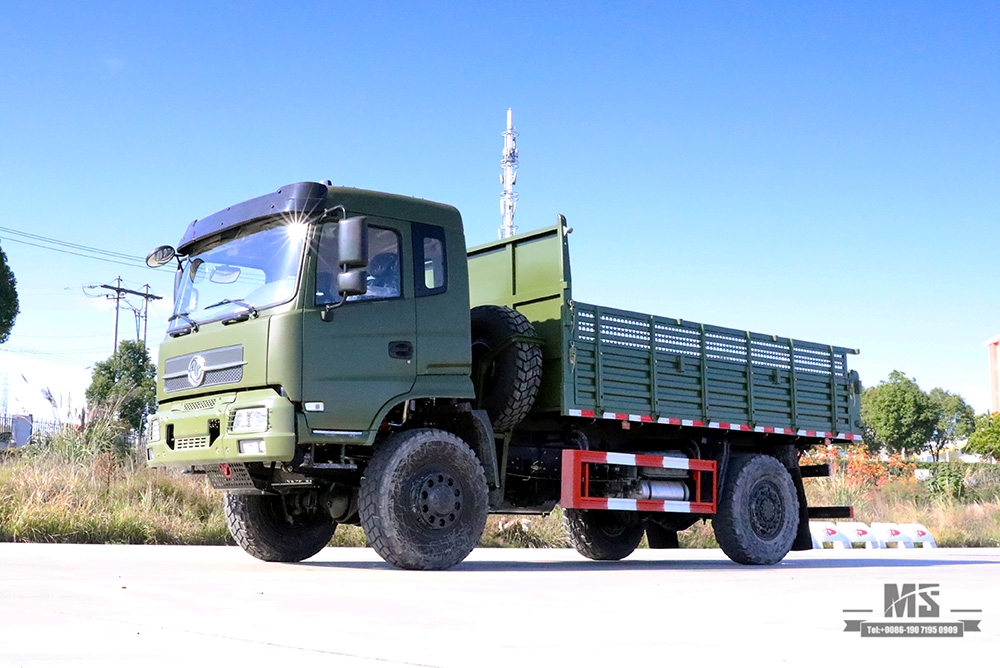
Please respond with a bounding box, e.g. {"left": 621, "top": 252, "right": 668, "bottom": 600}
{"left": 788, "top": 465, "right": 813, "bottom": 551}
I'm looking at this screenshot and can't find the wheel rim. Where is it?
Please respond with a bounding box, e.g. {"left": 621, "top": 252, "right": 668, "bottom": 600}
{"left": 748, "top": 480, "right": 784, "bottom": 540}
{"left": 275, "top": 492, "right": 323, "bottom": 528}
{"left": 414, "top": 470, "right": 464, "bottom": 530}
{"left": 600, "top": 516, "right": 630, "bottom": 538}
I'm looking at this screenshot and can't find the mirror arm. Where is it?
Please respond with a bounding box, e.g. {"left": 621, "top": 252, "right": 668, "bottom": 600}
{"left": 320, "top": 295, "right": 349, "bottom": 322}
{"left": 321, "top": 262, "right": 357, "bottom": 322}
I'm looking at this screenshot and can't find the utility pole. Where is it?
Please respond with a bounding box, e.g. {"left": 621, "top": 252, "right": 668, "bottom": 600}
{"left": 92, "top": 277, "right": 163, "bottom": 353}
{"left": 142, "top": 284, "right": 154, "bottom": 344}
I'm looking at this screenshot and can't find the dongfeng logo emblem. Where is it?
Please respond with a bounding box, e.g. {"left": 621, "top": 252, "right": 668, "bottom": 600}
{"left": 187, "top": 355, "right": 207, "bottom": 387}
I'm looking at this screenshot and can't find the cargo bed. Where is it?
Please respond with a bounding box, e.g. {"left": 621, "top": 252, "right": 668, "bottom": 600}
{"left": 468, "top": 220, "right": 862, "bottom": 441}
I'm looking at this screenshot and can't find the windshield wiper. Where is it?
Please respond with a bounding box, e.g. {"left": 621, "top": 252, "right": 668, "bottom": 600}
{"left": 205, "top": 298, "right": 259, "bottom": 319}
{"left": 167, "top": 313, "right": 199, "bottom": 337}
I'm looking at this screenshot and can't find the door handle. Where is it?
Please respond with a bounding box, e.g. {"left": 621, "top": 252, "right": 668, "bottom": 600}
{"left": 389, "top": 341, "right": 414, "bottom": 360}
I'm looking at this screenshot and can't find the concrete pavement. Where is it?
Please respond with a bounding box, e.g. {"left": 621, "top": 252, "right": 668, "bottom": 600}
{"left": 1, "top": 544, "right": 997, "bottom": 666}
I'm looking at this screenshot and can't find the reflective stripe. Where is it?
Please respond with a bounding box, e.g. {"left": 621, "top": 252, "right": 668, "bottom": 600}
{"left": 607, "top": 498, "right": 637, "bottom": 511}
{"left": 605, "top": 452, "right": 636, "bottom": 466}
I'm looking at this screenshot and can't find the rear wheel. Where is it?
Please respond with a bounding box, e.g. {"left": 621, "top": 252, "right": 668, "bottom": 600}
{"left": 712, "top": 453, "right": 799, "bottom": 565}
{"left": 564, "top": 509, "right": 645, "bottom": 561}
{"left": 224, "top": 492, "right": 337, "bottom": 562}
{"left": 360, "top": 429, "right": 488, "bottom": 570}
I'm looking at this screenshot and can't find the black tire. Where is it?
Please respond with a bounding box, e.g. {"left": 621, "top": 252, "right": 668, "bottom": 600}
{"left": 564, "top": 509, "right": 645, "bottom": 560}
{"left": 470, "top": 305, "right": 543, "bottom": 431}
{"left": 359, "top": 428, "right": 488, "bottom": 570}
{"left": 712, "top": 453, "right": 800, "bottom": 565}
{"left": 224, "top": 492, "right": 337, "bottom": 563}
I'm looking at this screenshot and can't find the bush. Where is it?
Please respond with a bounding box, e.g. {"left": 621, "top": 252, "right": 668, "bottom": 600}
{"left": 0, "top": 420, "right": 230, "bottom": 545}
{"left": 802, "top": 445, "right": 1000, "bottom": 547}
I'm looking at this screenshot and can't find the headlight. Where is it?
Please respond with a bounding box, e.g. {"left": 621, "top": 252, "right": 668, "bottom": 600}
{"left": 238, "top": 439, "right": 266, "bottom": 455}
{"left": 148, "top": 418, "right": 160, "bottom": 443}
{"left": 231, "top": 407, "right": 268, "bottom": 433}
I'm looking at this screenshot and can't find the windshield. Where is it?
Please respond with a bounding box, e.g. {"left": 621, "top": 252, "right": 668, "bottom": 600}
{"left": 170, "top": 219, "right": 309, "bottom": 329}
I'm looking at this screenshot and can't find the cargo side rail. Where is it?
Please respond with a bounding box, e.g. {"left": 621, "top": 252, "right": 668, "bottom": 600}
{"left": 563, "top": 302, "right": 862, "bottom": 441}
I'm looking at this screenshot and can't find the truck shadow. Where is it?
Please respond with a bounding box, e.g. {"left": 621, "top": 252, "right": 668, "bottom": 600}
{"left": 301, "top": 555, "right": 1000, "bottom": 572}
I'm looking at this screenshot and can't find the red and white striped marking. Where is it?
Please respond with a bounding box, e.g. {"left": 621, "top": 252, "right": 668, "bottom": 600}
{"left": 602, "top": 451, "right": 692, "bottom": 470}
{"left": 565, "top": 408, "right": 861, "bottom": 441}
{"left": 561, "top": 449, "right": 717, "bottom": 515}
{"left": 603, "top": 498, "right": 698, "bottom": 513}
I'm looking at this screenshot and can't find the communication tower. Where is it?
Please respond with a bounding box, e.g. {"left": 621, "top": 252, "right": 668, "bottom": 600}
{"left": 499, "top": 108, "right": 519, "bottom": 239}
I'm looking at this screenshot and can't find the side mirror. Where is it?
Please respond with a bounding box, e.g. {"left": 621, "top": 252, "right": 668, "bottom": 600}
{"left": 338, "top": 216, "right": 368, "bottom": 269}
{"left": 146, "top": 245, "right": 176, "bottom": 268}
{"left": 337, "top": 269, "right": 368, "bottom": 297}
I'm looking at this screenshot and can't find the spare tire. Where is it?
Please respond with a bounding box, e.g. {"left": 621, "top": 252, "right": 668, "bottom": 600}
{"left": 470, "top": 305, "right": 543, "bottom": 431}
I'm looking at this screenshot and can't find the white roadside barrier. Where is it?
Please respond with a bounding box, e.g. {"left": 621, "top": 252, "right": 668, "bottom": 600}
{"left": 898, "top": 523, "right": 937, "bottom": 548}
{"left": 868, "top": 522, "right": 915, "bottom": 548}
{"left": 809, "top": 521, "right": 853, "bottom": 549}
{"left": 836, "top": 522, "right": 886, "bottom": 549}
{"left": 808, "top": 521, "right": 938, "bottom": 550}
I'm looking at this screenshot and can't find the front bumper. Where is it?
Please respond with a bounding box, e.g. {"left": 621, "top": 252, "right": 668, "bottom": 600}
{"left": 145, "top": 388, "right": 296, "bottom": 467}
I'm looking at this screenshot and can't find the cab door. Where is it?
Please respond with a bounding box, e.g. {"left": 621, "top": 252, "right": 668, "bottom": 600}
{"left": 300, "top": 218, "right": 416, "bottom": 433}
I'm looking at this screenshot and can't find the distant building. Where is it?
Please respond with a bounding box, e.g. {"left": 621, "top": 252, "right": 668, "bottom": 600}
{"left": 988, "top": 335, "right": 1000, "bottom": 413}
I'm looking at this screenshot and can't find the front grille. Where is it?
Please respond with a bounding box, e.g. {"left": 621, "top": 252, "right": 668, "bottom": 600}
{"left": 163, "top": 345, "right": 245, "bottom": 393}
{"left": 174, "top": 435, "right": 210, "bottom": 450}
{"left": 183, "top": 399, "right": 216, "bottom": 411}
{"left": 206, "top": 367, "right": 243, "bottom": 385}
{"left": 206, "top": 463, "right": 256, "bottom": 490}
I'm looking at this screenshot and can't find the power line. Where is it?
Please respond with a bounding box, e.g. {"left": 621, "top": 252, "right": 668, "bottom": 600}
{"left": 5, "top": 332, "right": 110, "bottom": 341}
{"left": 0, "top": 346, "right": 98, "bottom": 366}
{"left": 0, "top": 225, "right": 171, "bottom": 271}
{"left": 0, "top": 225, "right": 144, "bottom": 261}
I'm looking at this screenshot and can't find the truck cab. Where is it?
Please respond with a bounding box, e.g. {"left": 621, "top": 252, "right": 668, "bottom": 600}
{"left": 147, "top": 182, "right": 475, "bottom": 468}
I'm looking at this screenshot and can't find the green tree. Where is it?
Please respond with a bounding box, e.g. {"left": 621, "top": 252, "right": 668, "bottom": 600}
{"left": 860, "top": 370, "right": 939, "bottom": 455}
{"left": 966, "top": 413, "right": 1000, "bottom": 461}
{"left": 927, "top": 388, "right": 976, "bottom": 461}
{"left": 86, "top": 340, "right": 157, "bottom": 433}
{"left": 0, "top": 244, "right": 19, "bottom": 342}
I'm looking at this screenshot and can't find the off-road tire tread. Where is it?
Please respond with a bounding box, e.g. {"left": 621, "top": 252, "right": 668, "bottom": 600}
{"left": 471, "top": 305, "right": 543, "bottom": 432}
{"left": 224, "top": 492, "right": 337, "bottom": 563}
{"left": 712, "top": 453, "right": 800, "bottom": 565}
{"left": 360, "top": 428, "right": 488, "bottom": 570}
{"left": 564, "top": 509, "right": 645, "bottom": 561}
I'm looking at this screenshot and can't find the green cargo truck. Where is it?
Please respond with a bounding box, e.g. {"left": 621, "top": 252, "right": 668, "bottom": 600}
{"left": 144, "top": 181, "right": 863, "bottom": 569}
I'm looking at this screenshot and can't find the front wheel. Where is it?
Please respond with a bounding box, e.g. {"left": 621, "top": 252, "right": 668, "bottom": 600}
{"left": 712, "top": 453, "right": 800, "bottom": 565}
{"left": 359, "top": 428, "right": 489, "bottom": 570}
{"left": 564, "top": 509, "right": 645, "bottom": 560}
{"left": 224, "top": 492, "right": 337, "bottom": 562}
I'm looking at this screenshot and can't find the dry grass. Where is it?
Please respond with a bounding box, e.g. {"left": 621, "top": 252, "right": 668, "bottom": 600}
{"left": 0, "top": 448, "right": 230, "bottom": 544}
{"left": 805, "top": 475, "right": 1000, "bottom": 548}
{"left": 4, "top": 431, "right": 998, "bottom": 549}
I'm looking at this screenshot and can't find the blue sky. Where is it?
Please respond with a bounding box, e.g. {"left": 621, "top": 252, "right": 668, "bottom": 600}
{"left": 1, "top": 2, "right": 998, "bottom": 419}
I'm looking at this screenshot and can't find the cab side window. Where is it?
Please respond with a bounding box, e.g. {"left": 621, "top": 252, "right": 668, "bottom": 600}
{"left": 315, "top": 224, "right": 402, "bottom": 306}
{"left": 412, "top": 222, "right": 447, "bottom": 297}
